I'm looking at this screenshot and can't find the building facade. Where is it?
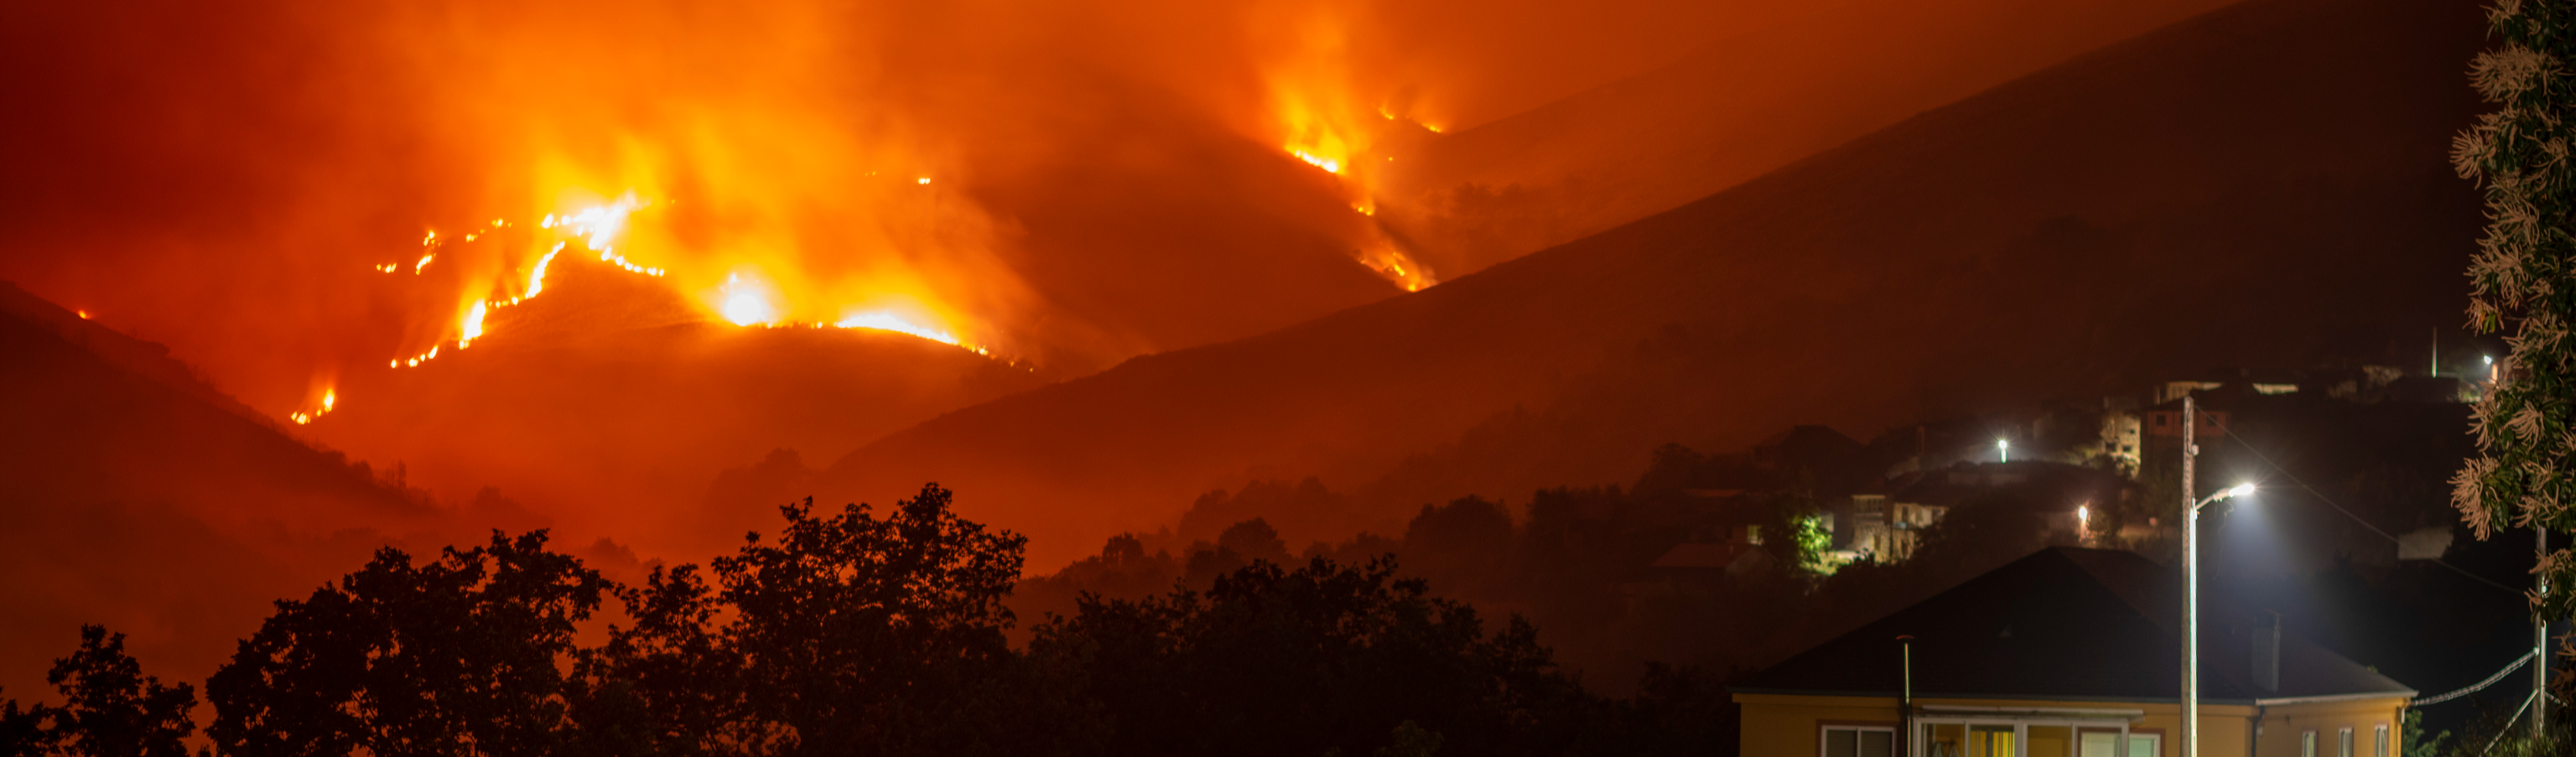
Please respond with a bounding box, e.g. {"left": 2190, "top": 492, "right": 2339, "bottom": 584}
{"left": 1732, "top": 548, "right": 2413, "bottom": 757}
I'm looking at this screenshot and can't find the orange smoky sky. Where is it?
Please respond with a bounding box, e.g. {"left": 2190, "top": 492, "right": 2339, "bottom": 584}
{"left": 0, "top": 0, "right": 1768, "bottom": 412}
{"left": 0, "top": 0, "right": 2225, "bottom": 412}
{"left": 0, "top": 0, "right": 2241, "bottom": 565}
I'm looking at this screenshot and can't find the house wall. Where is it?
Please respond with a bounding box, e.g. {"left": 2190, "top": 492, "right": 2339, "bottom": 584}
{"left": 1735, "top": 693, "right": 2258, "bottom": 757}
{"left": 2249, "top": 698, "right": 2406, "bottom": 757}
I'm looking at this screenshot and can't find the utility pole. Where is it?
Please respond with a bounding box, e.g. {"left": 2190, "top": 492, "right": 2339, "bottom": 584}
{"left": 2539, "top": 527, "right": 2549, "bottom": 742}
{"left": 1900, "top": 635, "right": 1914, "bottom": 757}
{"left": 2181, "top": 395, "right": 2199, "bottom": 757}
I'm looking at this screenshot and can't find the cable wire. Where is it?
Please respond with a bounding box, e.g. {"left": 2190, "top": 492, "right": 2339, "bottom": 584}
{"left": 2202, "top": 412, "right": 2527, "bottom": 596}
{"left": 2417, "top": 648, "right": 2538, "bottom": 706}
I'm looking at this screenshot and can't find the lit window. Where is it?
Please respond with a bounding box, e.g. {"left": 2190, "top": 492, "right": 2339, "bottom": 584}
{"left": 2340, "top": 728, "right": 2353, "bottom": 757}
{"left": 1823, "top": 726, "right": 1895, "bottom": 757}
{"left": 2375, "top": 725, "right": 2389, "bottom": 757}
{"left": 2303, "top": 731, "right": 2317, "bottom": 757}
{"left": 2128, "top": 733, "right": 2159, "bottom": 757}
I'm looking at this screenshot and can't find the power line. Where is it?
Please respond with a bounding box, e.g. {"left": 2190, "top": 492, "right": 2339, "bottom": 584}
{"left": 2416, "top": 648, "right": 2537, "bottom": 706}
{"left": 2202, "top": 412, "right": 2527, "bottom": 596}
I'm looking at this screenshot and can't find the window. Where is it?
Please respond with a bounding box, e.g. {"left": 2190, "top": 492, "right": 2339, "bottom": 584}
{"left": 2127, "top": 733, "right": 2159, "bottom": 757}
{"left": 1823, "top": 725, "right": 1895, "bottom": 757}
{"left": 1970, "top": 726, "right": 2016, "bottom": 757}
{"left": 2303, "top": 730, "right": 2318, "bottom": 757}
{"left": 2340, "top": 728, "right": 2354, "bottom": 757}
{"left": 2376, "top": 725, "right": 2390, "bottom": 757}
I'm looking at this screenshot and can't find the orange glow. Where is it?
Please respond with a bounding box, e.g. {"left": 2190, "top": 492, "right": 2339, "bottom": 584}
{"left": 719, "top": 273, "right": 777, "bottom": 326}
{"left": 290, "top": 388, "right": 339, "bottom": 425}
{"left": 835, "top": 310, "right": 958, "bottom": 345}
{"left": 459, "top": 301, "right": 486, "bottom": 347}
{"left": 1291, "top": 149, "right": 1343, "bottom": 174}
{"left": 524, "top": 246, "right": 561, "bottom": 298}
{"left": 75, "top": 310, "right": 89, "bottom": 319}
{"left": 1249, "top": 4, "right": 1445, "bottom": 293}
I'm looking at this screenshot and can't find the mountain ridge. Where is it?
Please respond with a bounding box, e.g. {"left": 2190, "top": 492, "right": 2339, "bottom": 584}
{"left": 811, "top": 0, "right": 2485, "bottom": 570}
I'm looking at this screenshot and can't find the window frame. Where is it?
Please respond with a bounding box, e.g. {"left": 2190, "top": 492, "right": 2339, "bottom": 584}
{"left": 2127, "top": 730, "right": 2163, "bottom": 757}
{"left": 2303, "top": 730, "right": 2318, "bottom": 757}
{"left": 2375, "top": 724, "right": 2390, "bottom": 757}
{"left": 2340, "top": 727, "right": 2355, "bottom": 757}
{"left": 1820, "top": 723, "right": 1900, "bottom": 757}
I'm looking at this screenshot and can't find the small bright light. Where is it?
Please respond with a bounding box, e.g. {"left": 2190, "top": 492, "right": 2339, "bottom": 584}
{"left": 917, "top": 177, "right": 932, "bottom": 185}
{"left": 1997, "top": 438, "right": 2011, "bottom": 462}
{"left": 2485, "top": 355, "right": 2496, "bottom": 366}
{"left": 835, "top": 311, "right": 960, "bottom": 345}
{"left": 720, "top": 274, "right": 775, "bottom": 326}
{"left": 2227, "top": 484, "right": 2256, "bottom": 499}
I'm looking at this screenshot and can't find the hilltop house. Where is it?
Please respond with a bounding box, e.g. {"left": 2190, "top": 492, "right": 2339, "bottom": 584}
{"left": 1835, "top": 463, "right": 2128, "bottom": 563}
{"left": 1732, "top": 547, "right": 2413, "bottom": 757}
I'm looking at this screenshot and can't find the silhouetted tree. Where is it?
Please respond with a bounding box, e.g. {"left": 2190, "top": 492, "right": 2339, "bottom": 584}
{"left": 0, "top": 691, "right": 48, "bottom": 757}
{"left": 1217, "top": 518, "right": 1291, "bottom": 565}
{"left": 1030, "top": 555, "right": 1588, "bottom": 757}
{"left": 43, "top": 626, "right": 196, "bottom": 757}
{"left": 0, "top": 626, "right": 196, "bottom": 757}
{"left": 206, "top": 531, "right": 611, "bottom": 757}
{"left": 570, "top": 484, "right": 1072, "bottom": 757}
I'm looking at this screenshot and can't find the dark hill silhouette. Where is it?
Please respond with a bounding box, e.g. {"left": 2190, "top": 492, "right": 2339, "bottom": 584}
{"left": 308, "top": 255, "right": 1053, "bottom": 558}
{"left": 813, "top": 0, "right": 2488, "bottom": 569}
{"left": 0, "top": 282, "right": 443, "bottom": 704}
{"left": 1379, "top": 0, "right": 2235, "bottom": 277}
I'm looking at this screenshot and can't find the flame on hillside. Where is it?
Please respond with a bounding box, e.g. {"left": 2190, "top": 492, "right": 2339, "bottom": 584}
{"left": 290, "top": 389, "right": 337, "bottom": 425}
{"left": 348, "top": 189, "right": 1001, "bottom": 400}
{"left": 1254, "top": 3, "right": 1441, "bottom": 293}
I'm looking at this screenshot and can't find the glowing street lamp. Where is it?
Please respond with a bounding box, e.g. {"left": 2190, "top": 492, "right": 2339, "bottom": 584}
{"left": 2180, "top": 391, "right": 2256, "bottom": 757}
{"left": 1997, "top": 438, "right": 2011, "bottom": 463}
{"left": 2184, "top": 480, "right": 2254, "bottom": 757}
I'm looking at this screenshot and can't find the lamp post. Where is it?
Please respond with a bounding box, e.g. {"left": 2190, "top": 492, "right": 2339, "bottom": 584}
{"left": 1998, "top": 438, "right": 2011, "bottom": 463}
{"left": 2182, "top": 393, "right": 2255, "bottom": 757}
{"left": 2182, "top": 481, "right": 2251, "bottom": 757}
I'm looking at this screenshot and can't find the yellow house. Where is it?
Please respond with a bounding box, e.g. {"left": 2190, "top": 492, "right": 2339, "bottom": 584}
{"left": 1733, "top": 548, "right": 2415, "bottom": 757}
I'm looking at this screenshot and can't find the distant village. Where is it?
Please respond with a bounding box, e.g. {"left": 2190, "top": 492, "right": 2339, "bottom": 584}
{"left": 1639, "top": 362, "right": 2480, "bottom": 582}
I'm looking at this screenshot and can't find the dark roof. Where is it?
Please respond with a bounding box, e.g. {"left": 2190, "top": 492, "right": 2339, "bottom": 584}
{"left": 1734, "top": 547, "right": 2415, "bottom": 703}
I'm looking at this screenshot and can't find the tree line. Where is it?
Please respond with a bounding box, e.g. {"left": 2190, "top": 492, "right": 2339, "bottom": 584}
{"left": 2, "top": 485, "right": 1724, "bottom": 757}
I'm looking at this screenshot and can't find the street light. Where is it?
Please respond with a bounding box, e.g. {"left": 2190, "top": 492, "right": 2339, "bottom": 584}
{"left": 1997, "top": 438, "right": 2011, "bottom": 463}
{"left": 2183, "top": 480, "right": 2253, "bottom": 757}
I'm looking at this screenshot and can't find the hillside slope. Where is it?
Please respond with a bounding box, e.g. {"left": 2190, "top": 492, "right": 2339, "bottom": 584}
{"left": 1377, "top": 0, "right": 2236, "bottom": 277}
{"left": 0, "top": 282, "right": 445, "bottom": 701}
{"left": 305, "top": 257, "right": 1053, "bottom": 558}
{"left": 815, "top": 0, "right": 2486, "bottom": 568}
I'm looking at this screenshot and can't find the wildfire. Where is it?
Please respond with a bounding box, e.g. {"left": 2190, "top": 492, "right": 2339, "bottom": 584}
{"left": 377, "top": 188, "right": 1000, "bottom": 385}
{"left": 1291, "top": 149, "right": 1342, "bottom": 174}
{"left": 1259, "top": 31, "right": 1447, "bottom": 293}
{"left": 719, "top": 273, "right": 776, "bottom": 326}
{"left": 524, "top": 246, "right": 562, "bottom": 298}
{"left": 835, "top": 311, "right": 960, "bottom": 346}
{"left": 460, "top": 302, "right": 486, "bottom": 347}
{"left": 290, "top": 389, "right": 338, "bottom": 425}
{"left": 1357, "top": 242, "right": 1436, "bottom": 293}
{"left": 548, "top": 193, "right": 646, "bottom": 251}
